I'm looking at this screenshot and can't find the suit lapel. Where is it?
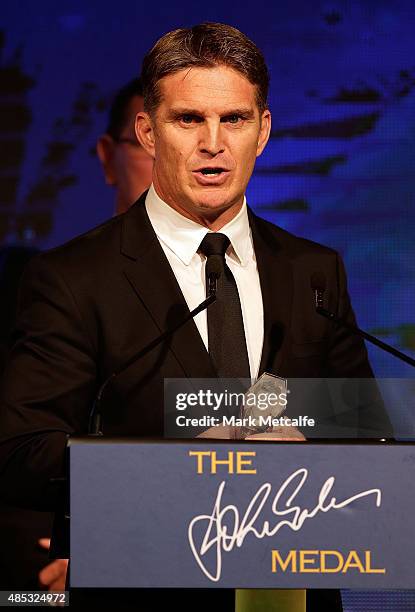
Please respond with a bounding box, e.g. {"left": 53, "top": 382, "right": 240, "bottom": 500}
{"left": 121, "top": 193, "right": 216, "bottom": 379}
{"left": 249, "top": 209, "right": 293, "bottom": 376}
{"left": 120, "top": 195, "right": 292, "bottom": 380}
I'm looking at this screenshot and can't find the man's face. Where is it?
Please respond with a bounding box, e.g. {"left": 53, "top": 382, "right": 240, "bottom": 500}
{"left": 97, "top": 95, "right": 153, "bottom": 214}
{"left": 136, "top": 65, "right": 271, "bottom": 226}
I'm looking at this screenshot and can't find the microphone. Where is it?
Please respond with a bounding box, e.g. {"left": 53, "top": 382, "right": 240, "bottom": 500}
{"left": 311, "top": 272, "right": 415, "bottom": 368}
{"left": 310, "top": 272, "right": 326, "bottom": 309}
{"left": 206, "top": 256, "right": 222, "bottom": 296}
{"left": 88, "top": 268, "right": 221, "bottom": 436}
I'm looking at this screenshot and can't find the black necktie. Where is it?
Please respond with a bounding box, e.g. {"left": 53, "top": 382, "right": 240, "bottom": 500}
{"left": 199, "top": 233, "right": 251, "bottom": 379}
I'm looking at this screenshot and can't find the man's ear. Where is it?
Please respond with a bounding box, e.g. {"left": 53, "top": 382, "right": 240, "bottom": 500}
{"left": 96, "top": 135, "right": 117, "bottom": 185}
{"left": 256, "top": 109, "right": 271, "bottom": 157}
{"left": 135, "top": 112, "right": 156, "bottom": 158}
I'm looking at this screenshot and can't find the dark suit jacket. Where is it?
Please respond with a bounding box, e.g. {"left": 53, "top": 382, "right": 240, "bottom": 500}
{"left": 0, "top": 191, "right": 392, "bottom": 510}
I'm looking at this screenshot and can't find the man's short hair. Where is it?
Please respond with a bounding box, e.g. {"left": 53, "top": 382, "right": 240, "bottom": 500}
{"left": 106, "top": 78, "right": 144, "bottom": 139}
{"left": 141, "top": 22, "right": 270, "bottom": 117}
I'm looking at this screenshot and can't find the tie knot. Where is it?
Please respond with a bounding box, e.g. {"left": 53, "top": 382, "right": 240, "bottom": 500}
{"left": 199, "top": 233, "right": 230, "bottom": 258}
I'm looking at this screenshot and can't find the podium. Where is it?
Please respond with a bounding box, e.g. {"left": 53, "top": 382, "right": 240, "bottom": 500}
{"left": 66, "top": 438, "right": 415, "bottom": 591}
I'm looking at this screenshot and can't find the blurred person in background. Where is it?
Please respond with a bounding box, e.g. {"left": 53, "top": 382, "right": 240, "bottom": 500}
{"left": 97, "top": 77, "right": 154, "bottom": 215}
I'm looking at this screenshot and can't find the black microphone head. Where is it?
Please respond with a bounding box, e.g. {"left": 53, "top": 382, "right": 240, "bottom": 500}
{"left": 310, "top": 272, "right": 326, "bottom": 291}
{"left": 311, "top": 272, "right": 326, "bottom": 310}
{"left": 206, "top": 256, "right": 222, "bottom": 281}
{"left": 206, "top": 256, "right": 222, "bottom": 297}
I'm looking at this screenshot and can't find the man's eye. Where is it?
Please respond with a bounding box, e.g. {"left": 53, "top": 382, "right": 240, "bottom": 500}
{"left": 180, "top": 114, "right": 200, "bottom": 124}
{"left": 223, "top": 114, "right": 243, "bottom": 124}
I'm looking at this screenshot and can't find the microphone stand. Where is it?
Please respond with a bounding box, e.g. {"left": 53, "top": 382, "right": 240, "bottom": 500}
{"left": 89, "top": 293, "right": 217, "bottom": 435}
{"left": 314, "top": 291, "right": 415, "bottom": 368}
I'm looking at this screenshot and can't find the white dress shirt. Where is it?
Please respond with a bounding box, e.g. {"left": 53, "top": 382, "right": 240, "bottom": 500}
{"left": 145, "top": 184, "right": 264, "bottom": 380}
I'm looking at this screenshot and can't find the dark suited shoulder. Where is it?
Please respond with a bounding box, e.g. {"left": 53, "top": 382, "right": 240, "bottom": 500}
{"left": 19, "top": 195, "right": 155, "bottom": 329}
{"left": 24, "top": 192, "right": 148, "bottom": 284}
{"left": 250, "top": 211, "right": 347, "bottom": 304}
{"left": 248, "top": 210, "right": 345, "bottom": 325}
{"left": 25, "top": 206, "right": 126, "bottom": 296}
{"left": 249, "top": 209, "right": 348, "bottom": 340}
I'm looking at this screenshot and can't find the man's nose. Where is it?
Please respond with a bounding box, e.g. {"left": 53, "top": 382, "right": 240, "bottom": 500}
{"left": 199, "top": 121, "right": 225, "bottom": 156}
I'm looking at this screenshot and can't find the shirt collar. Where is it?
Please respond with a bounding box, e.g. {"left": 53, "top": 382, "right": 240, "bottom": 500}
{"left": 145, "top": 183, "right": 252, "bottom": 266}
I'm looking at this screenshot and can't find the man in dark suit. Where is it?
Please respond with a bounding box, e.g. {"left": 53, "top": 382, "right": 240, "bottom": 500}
{"left": 0, "top": 22, "right": 392, "bottom": 610}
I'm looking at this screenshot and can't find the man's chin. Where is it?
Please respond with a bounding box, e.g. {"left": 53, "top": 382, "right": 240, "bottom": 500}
{"left": 191, "top": 190, "right": 241, "bottom": 216}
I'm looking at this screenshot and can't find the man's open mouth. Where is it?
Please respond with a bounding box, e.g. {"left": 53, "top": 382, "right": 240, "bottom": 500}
{"left": 196, "top": 168, "right": 228, "bottom": 176}
{"left": 192, "top": 167, "right": 230, "bottom": 185}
